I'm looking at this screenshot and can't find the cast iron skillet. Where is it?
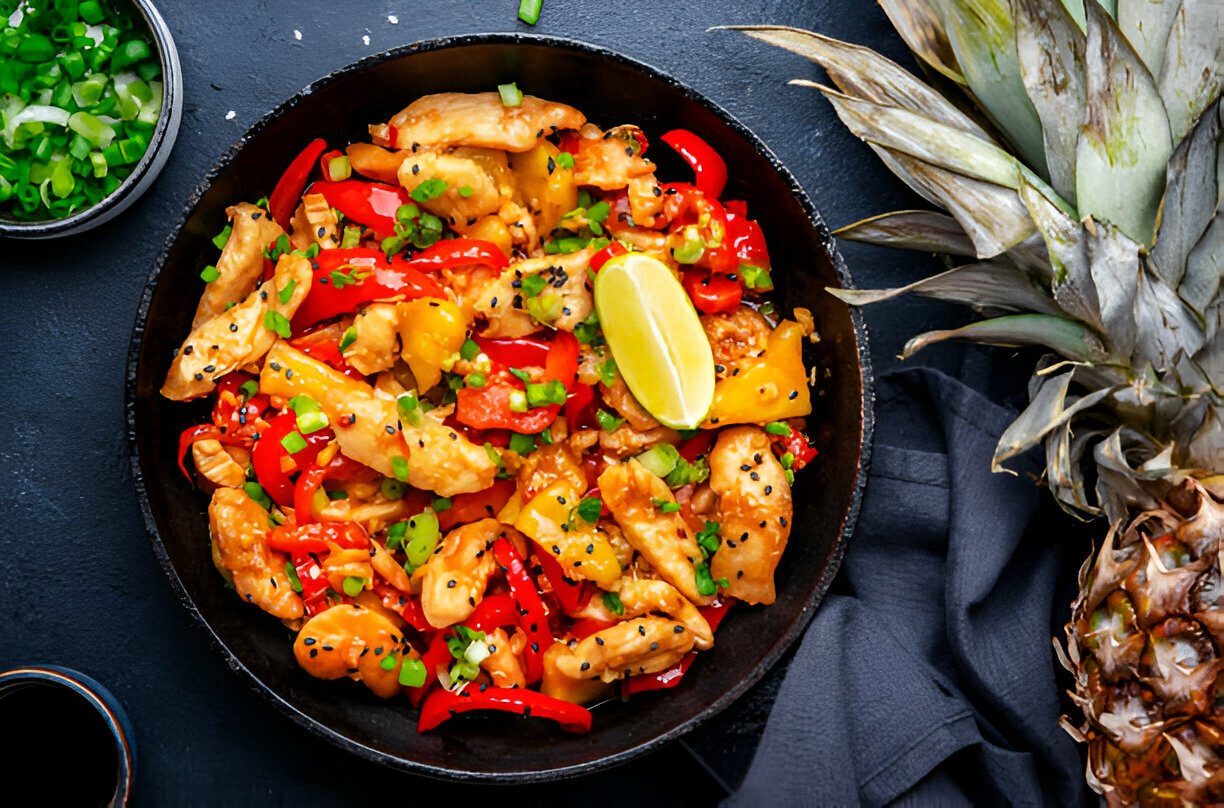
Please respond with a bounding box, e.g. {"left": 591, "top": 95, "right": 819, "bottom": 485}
{"left": 126, "top": 33, "right": 873, "bottom": 782}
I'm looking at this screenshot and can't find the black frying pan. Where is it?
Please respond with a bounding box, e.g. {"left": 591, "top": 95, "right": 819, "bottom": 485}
{"left": 126, "top": 33, "right": 873, "bottom": 782}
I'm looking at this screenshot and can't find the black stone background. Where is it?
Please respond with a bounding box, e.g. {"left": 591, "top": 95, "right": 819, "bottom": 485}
{"left": 0, "top": 1, "right": 1033, "bottom": 804}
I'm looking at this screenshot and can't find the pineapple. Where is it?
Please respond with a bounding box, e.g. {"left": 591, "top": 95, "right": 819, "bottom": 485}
{"left": 726, "top": 2, "right": 1223, "bottom": 805}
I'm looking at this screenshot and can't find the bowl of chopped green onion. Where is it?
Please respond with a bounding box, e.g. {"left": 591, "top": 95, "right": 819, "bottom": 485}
{"left": 0, "top": 0, "right": 182, "bottom": 238}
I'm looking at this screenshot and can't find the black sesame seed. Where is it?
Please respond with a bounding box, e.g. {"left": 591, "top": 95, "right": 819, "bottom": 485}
{"left": 674, "top": 625, "right": 684, "bottom": 633}
{"left": 447, "top": 579, "right": 456, "bottom": 588}
{"left": 580, "top": 661, "right": 590, "bottom": 671}
{"left": 595, "top": 637, "right": 604, "bottom": 646}
{"left": 780, "top": 517, "right": 788, "bottom": 527}
{"left": 203, "top": 364, "right": 215, "bottom": 373}
{"left": 789, "top": 390, "right": 799, "bottom": 400}
{"left": 737, "top": 570, "right": 744, "bottom": 579}
{"left": 184, "top": 345, "right": 194, "bottom": 355}
{"left": 385, "top": 425, "right": 396, "bottom": 434}
{"left": 469, "top": 596, "right": 476, "bottom": 606}
{"left": 309, "top": 648, "right": 318, "bottom": 657}
{"left": 303, "top": 637, "right": 316, "bottom": 645}
{"left": 652, "top": 185, "right": 662, "bottom": 197}
{"left": 650, "top": 642, "right": 658, "bottom": 651}
{"left": 727, "top": 540, "right": 737, "bottom": 548}
{"left": 765, "top": 485, "right": 773, "bottom": 495}
{"left": 317, "top": 226, "right": 326, "bottom": 237}
{"left": 638, "top": 625, "right": 646, "bottom": 636}
{"left": 490, "top": 296, "right": 498, "bottom": 307}
{"left": 759, "top": 520, "right": 766, "bottom": 528}
{"left": 322, "top": 644, "right": 333, "bottom": 651}
{"left": 411, "top": 164, "right": 420, "bottom": 175}
{"left": 229, "top": 323, "right": 239, "bottom": 332}
{"left": 532, "top": 643, "right": 539, "bottom": 653}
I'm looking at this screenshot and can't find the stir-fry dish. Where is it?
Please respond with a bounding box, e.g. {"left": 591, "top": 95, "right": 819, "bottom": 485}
{"left": 165, "top": 86, "right": 818, "bottom": 733}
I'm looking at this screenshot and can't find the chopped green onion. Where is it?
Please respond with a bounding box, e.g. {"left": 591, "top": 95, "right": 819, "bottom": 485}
{"left": 398, "top": 657, "right": 427, "bottom": 687}
{"left": 238, "top": 380, "right": 259, "bottom": 401}
{"left": 576, "top": 497, "right": 602, "bottom": 523}
{"left": 520, "top": 274, "right": 547, "bottom": 297}
{"left": 339, "top": 325, "right": 358, "bottom": 352}
{"left": 280, "top": 431, "right": 308, "bottom": 454}
{"left": 404, "top": 509, "right": 441, "bottom": 569}
{"left": 508, "top": 390, "right": 528, "bottom": 413}
{"left": 243, "top": 481, "right": 272, "bottom": 510}
{"left": 695, "top": 562, "right": 716, "bottom": 597}
{"left": 432, "top": 497, "right": 452, "bottom": 513}
{"left": 508, "top": 432, "right": 536, "bottom": 455}
{"left": 340, "top": 225, "right": 362, "bottom": 249}
{"left": 386, "top": 521, "right": 408, "bottom": 550}
{"left": 740, "top": 265, "right": 773, "bottom": 290}
{"left": 199, "top": 265, "right": 220, "bottom": 283}
{"left": 780, "top": 452, "right": 795, "bottom": 470}
{"left": 391, "top": 455, "right": 410, "bottom": 482}
{"left": 765, "top": 421, "right": 792, "bottom": 437}
{"left": 342, "top": 576, "right": 365, "bottom": 597}
{"left": 263, "top": 310, "right": 291, "bottom": 339}
{"left": 285, "top": 562, "right": 303, "bottom": 594}
{"left": 397, "top": 391, "right": 423, "bottom": 426}
{"left": 484, "top": 442, "right": 504, "bottom": 469}
{"left": 586, "top": 200, "right": 610, "bottom": 223}
{"left": 498, "top": 82, "right": 523, "bottom": 108}
{"left": 288, "top": 394, "right": 322, "bottom": 415}
{"left": 595, "top": 409, "right": 625, "bottom": 432}
{"left": 460, "top": 338, "right": 480, "bottom": 361}
{"left": 635, "top": 444, "right": 679, "bottom": 478}
{"left": 598, "top": 358, "right": 617, "bottom": 387}
{"left": 672, "top": 225, "right": 705, "bottom": 264}
{"left": 717, "top": 577, "right": 730, "bottom": 589}
{"left": 696, "top": 521, "right": 721, "bottom": 557}
{"left": 574, "top": 313, "right": 600, "bottom": 344}
{"left": 465, "top": 372, "right": 486, "bottom": 388}
{"left": 296, "top": 410, "right": 329, "bottom": 435}
{"left": 603, "top": 591, "right": 624, "bottom": 616}
{"left": 536, "top": 428, "right": 554, "bottom": 446}
{"left": 278, "top": 278, "right": 297, "bottom": 304}
{"left": 508, "top": 367, "right": 532, "bottom": 383}
{"left": 212, "top": 225, "right": 233, "bottom": 250}
{"left": 517, "top": 0, "right": 543, "bottom": 24}
{"left": 555, "top": 151, "right": 574, "bottom": 169}
{"left": 525, "top": 380, "right": 566, "bottom": 407}
{"left": 396, "top": 203, "right": 420, "bottom": 224}
{"left": 458, "top": 185, "right": 474, "bottom": 198}
{"left": 379, "top": 653, "right": 398, "bottom": 671}
{"left": 381, "top": 477, "right": 408, "bottom": 500}
{"left": 785, "top": 469, "right": 795, "bottom": 486}
{"left": 409, "top": 178, "right": 447, "bottom": 202}
{"left": 326, "top": 155, "right": 351, "bottom": 182}
{"left": 652, "top": 498, "right": 681, "bottom": 514}
{"left": 326, "top": 490, "right": 348, "bottom": 500}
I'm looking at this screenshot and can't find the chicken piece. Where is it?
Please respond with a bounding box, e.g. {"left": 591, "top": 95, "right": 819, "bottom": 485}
{"left": 318, "top": 494, "right": 418, "bottom": 536}
{"left": 598, "top": 424, "right": 680, "bottom": 458}
{"left": 347, "top": 142, "right": 410, "bottom": 184}
{"left": 297, "top": 192, "right": 341, "bottom": 250}
{"left": 415, "top": 519, "right": 504, "bottom": 628}
{"left": 497, "top": 198, "right": 539, "bottom": 254}
{"left": 292, "top": 604, "right": 407, "bottom": 698}
{"left": 600, "top": 375, "right": 660, "bottom": 432}
{"left": 397, "top": 150, "right": 502, "bottom": 227}
{"left": 572, "top": 124, "right": 656, "bottom": 190}
{"left": 516, "top": 442, "right": 586, "bottom": 500}
{"left": 701, "top": 307, "right": 771, "bottom": 374}
{"left": 162, "top": 254, "right": 313, "bottom": 401}
{"left": 379, "top": 92, "right": 586, "bottom": 153}
{"left": 542, "top": 642, "right": 611, "bottom": 704}
{"left": 341, "top": 303, "right": 400, "bottom": 376}
{"left": 603, "top": 522, "right": 634, "bottom": 572}
{"left": 554, "top": 616, "right": 693, "bottom": 683}
{"left": 322, "top": 546, "right": 373, "bottom": 589}
{"left": 616, "top": 578, "right": 713, "bottom": 649}
{"left": 208, "top": 488, "right": 303, "bottom": 620}
{"left": 708, "top": 426, "right": 793, "bottom": 605}
{"left": 481, "top": 627, "right": 526, "bottom": 689}
{"left": 599, "top": 460, "right": 712, "bottom": 605}
{"left": 192, "top": 203, "right": 285, "bottom": 329}
{"left": 191, "top": 439, "right": 247, "bottom": 488}
{"left": 370, "top": 538, "right": 413, "bottom": 593}
{"left": 260, "top": 343, "right": 498, "bottom": 496}
{"left": 468, "top": 246, "right": 597, "bottom": 337}
{"left": 626, "top": 174, "right": 664, "bottom": 227}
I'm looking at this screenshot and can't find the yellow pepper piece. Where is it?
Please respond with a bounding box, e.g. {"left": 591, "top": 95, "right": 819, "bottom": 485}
{"left": 396, "top": 297, "right": 469, "bottom": 392}
{"left": 702, "top": 320, "right": 812, "bottom": 428}
{"left": 497, "top": 490, "right": 523, "bottom": 525}
{"left": 514, "top": 481, "right": 620, "bottom": 589}
{"left": 510, "top": 139, "right": 577, "bottom": 236}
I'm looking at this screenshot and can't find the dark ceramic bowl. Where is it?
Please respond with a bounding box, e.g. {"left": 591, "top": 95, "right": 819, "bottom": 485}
{"left": 126, "top": 33, "right": 872, "bottom": 782}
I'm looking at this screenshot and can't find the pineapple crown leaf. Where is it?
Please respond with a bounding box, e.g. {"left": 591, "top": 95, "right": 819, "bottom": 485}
{"left": 832, "top": 209, "right": 977, "bottom": 256}
{"left": 900, "top": 313, "right": 1110, "bottom": 362}
{"left": 826, "top": 260, "right": 1061, "bottom": 315}
{"left": 993, "top": 371, "right": 1120, "bottom": 471}
{"left": 877, "top": 0, "right": 967, "bottom": 86}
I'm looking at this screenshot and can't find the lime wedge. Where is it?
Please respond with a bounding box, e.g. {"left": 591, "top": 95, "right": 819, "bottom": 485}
{"left": 593, "top": 253, "right": 715, "bottom": 429}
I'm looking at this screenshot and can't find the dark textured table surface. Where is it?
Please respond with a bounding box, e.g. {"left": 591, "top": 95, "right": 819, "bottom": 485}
{"left": 1, "top": 1, "right": 995, "bottom": 804}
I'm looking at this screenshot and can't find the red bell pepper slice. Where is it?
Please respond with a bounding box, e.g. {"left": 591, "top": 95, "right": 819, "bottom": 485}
{"left": 290, "top": 248, "right": 445, "bottom": 331}
{"left": 535, "top": 548, "right": 589, "bottom": 615}
{"left": 563, "top": 383, "right": 596, "bottom": 431}
{"left": 308, "top": 179, "right": 410, "bottom": 237}
{"left": 725, "top": 208, "right": 771, "bottom": 275}
{"left": 492, "top": 538, "right": 552, "bottom": 684}
{"left": 374, "top": 582, "right": 432, "bottom": 633}
{"left": 417, "top": 686, "right": 592, "bottom": 733}
{"left": 775, "top": 428, "right": 818, "bottom": 471}
{"left": 437, "top": 478, "right": 516, "bottom": 531}
{"left": 268, "top": 521, "right": 369, "bottom": 555}
{"left": 455, "top": 332, "right": 580, "bottom": 434}
{"left": 293, "top": 553, "right": 330, "bottom": 616}
{"left": 570, "top": 617, "right": 617, "bottom": 640}
{"left": 683, "top": 271, "right": 742, "bottom": 315}
{"left": 408, "top": 632, "right": 453, "bottom": 706}
{"left": 662, "top": 183, "right": 737, "bottom": 274}
{"left": 408, "top": 239, "right": 509, "bottom": 272}
{"left": 589, "top": 241, "right": 627, "bottom": 273}
{"left": 211, "top": 373, "right": 267, "bottom": 433}
{"left": 461, "top": 594, "right": 520, "bottom": 634}
{"left": 269, "top": 138, "right": 327, "bottom": 229}
{"left": 678, "top": 431, "right": 715, "bottom": 463}
{"left": 251, "top": 412, "right": 334, "bottom": 507}
{"left": 661, "top": 129, "right": 727, "bottom": 200}
{"left": 289, "top": 331, "right": 365, "bottom": 380}
{"left": 318, "top": 149, "right": 344, "bottom": 177}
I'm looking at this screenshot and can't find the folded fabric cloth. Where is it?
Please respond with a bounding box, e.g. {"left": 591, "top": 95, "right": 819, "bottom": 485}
{"left": 726, "top": 368, "right": 1092, "bottom": 807}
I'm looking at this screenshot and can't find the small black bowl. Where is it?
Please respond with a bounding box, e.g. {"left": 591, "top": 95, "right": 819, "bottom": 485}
{"left": 126, "top": 33, "right": 872, "bottom": 781}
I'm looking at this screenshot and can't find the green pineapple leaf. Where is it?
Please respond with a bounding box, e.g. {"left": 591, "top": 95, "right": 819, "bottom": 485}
{"left": 877, "top": 0, "right": 966, "bottom": 85}
{"left": 901, "top": 313, "right": 1110, "bottom": 361}
{"left": 827, "top": 260, "right": 1062, "bottom": 315}
{"left": 1153, "top": 98, "right": 1221, "bottom": 292}
{"left": 1156, "top": 0, "right": 1224, "bottom": 143}
{"left": 834, "top": 210, "right": 976, "bottom": 255}
{"left": 993, "top": 370, "right": 1118, "bottom": 471}
{"left": 1116, "top": 0, "right": 1179, "bottom": 78}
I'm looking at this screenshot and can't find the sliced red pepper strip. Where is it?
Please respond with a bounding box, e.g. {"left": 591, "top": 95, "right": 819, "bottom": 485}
{"left": 492, "top": 537, "right": 552, "bottom": 684}
{"left": 374, "top": 582, "right": 432, "bottom": 633}
{"left": 535, "top": 548, "right": 589, "bottom": 615}
{"left": 290, "top": 248, "right": 445, "bottom": 331}
{"left": 437, "top": 478, "right": 516, "bottom": 531}
{"left": 461, "top": 594, "right": 520, "bottom": 634}
{"left": 417, "top": 686, "right": 592, "bottom": 733}
{"left": 293, "top": 553, "right": 330, "bottom": 616}
{"left": 682, "top": 270, "right": 742, "bottom": 315}
{"left": 455, "top": 332, "right": 580, "bottom": 434}
{"left": 292, "top": 465, "right": 328, "bottom": 524}
{"left": 570, "top": 617, "right": 617, "bottom": 640}
{"left": 408, "top": 632, "right": 453, "bottom": 706}
{"left": 289, "top": 331, "right": 365, "bottom": 380}
{"left": 251, "top": 412, "right": 333, "bottom": 507}
{"left": 774, "top": 429, "right": 818, "bottom": 470}
{"left": 269, "top": 138, "right": 327, "bottom": 229}
{"left": 725, "top": 208, "right": 771, "bottom": 273}
{"left": 308, "top": 179, "right": 409, "bottom": 237}
{"left": 589, "top": 240, "right": 627, "bottom": 273}
{"left": 563, "top": 383, "right": 596, "bottom": 431}
{"left": 661, "top": 129, "right": 728, "bottom": 200}
{"left": 268, "top": 521, "right": 369, "bottom": 555}
{"left": 678, "top": 430, "right": 715, "bottom": 463}
{"left": 318, "top": 149, "right": 343, "bottom": 178}
{"left": 623, "top": 597, "right": 735, "bottom": 695}
{"left": 408, "top": 239, "right": 509, "bottom": 272}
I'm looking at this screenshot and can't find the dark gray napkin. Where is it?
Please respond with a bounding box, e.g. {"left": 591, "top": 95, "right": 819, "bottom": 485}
{"left": 726, "top": 368, "right": 1091, "bottom": 807}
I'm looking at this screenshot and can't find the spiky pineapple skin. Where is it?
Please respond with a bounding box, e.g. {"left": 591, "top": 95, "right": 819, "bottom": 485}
{"left": 1064, "top": 481, "right": 1224, "bottom": 806}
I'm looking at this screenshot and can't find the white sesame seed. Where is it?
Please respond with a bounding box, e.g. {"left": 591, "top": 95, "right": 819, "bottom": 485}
{"left": 387, "top": 14, "right": 398, "bottom": 23}
{"left": 225, "top": 110, "right": 236, "bottom": 120}
{"left": 293, "top": 29, "right": 302, "bottom": 40}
